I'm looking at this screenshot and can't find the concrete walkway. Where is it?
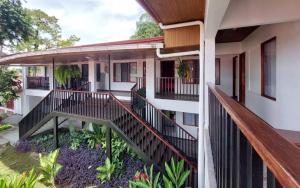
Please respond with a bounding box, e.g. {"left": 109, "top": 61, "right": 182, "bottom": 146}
{"left": 0, "top": 115, "right": 22, "bottom": 145}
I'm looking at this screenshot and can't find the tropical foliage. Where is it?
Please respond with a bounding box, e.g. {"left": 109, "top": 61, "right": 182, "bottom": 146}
{"left": 11, "top": 9, "right": 79, "bottom": 52}
{"left": 96, "top": 158, "right": 116, "bottom": 182}
{"left": 131, "top": 13, "right": 163, "bottom": 39}
{"left": 54, "top": 65, "right": 81, "bottom": 88}
{"left": 38, "top": 149, "right": 62, "bottom": 187}
{"left": 163, "top": 158, "right": 191, "bottom": 188}
{"left": 0, "top": 67, "right": 19, "bottom": 104}
{"left": 0, "top": 0, "right": 31, "bottom": 47}
{"left": 129, "top": 158, "right": 191, "bottom": 188}
{"left": 0, "top": 168, "right": 38, "bottom": 188}
{"left": 177, "top": 59, "right": 191, "bottom": 79}
{"left": 129, "top": 165, "right": 161, "bottom": 188}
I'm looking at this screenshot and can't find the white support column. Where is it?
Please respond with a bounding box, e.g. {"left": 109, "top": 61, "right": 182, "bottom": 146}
{"left": 204, "top": 39, "right": 216, "bottom": 128}
{"left": 88, "top": 59, "right": 96, "bottom": 92}
{"left": 198, "top": 22, "right": 205, "bottom": 188}
{"left": 49, "top": 65, "right": 54, "bottom": 90}
{"left": 145, "top": 57, "right": 155, "bottom": 100}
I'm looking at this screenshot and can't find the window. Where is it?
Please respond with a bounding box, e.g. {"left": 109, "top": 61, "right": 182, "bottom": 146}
{"left": 215, "top": 58, "right": 220, "bottom": 85}
{"left": 182, "top": 59, "right": 199, "bottom": 84}
{"left": 96, "top": 64, "right": 101, "bottom": 82}
{"left": 183, "top": 113, "right": 199, "bottom": 126}
{"left": 81, "top": 64, "right": 89, "bottom": 81}
{"left": 261, "top": 37, "right": 276, "bottom": 100}
{"left": 113, "top": 62, "right": 137, "bottom": 82}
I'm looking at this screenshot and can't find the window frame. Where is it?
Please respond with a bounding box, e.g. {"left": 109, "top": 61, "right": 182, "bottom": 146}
{"left": 113, "top": 62, "right": 137, "bottom": 83}
{"left": 183, "top": 112, "right": 199, "bottom": 127}
{"left": 261, "top": 37, "right": 277, "bottom": 101}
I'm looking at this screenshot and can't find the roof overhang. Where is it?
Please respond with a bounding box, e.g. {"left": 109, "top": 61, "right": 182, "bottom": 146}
{"left": 0, "top": 41, "right": 164, "bottom": 66}
{"left": 137, "top": 0, "right": 204, "bottom": 57}
{"left": 137, "top": 0, "right": 205, "bottom": 25}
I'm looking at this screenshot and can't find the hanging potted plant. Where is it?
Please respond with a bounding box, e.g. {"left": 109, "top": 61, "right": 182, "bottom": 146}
{"left": 54, "top": 65, "right": 81, "bottom": 89}
{"left": 177, "top": 58, "right": 191, "bottom": 82}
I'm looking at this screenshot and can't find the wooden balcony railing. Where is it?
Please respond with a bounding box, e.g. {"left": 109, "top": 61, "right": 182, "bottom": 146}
{"left": 54, "top": 78, "right": 90, "bottom": 91}
{"left": 208, "top": 83, "right": 300, "bottom": 188}
{"left": 155, "top": 77, "right": 199, "bottom": 101}
{"left": 27, "top": 76, "right": 50, "bottom": 90}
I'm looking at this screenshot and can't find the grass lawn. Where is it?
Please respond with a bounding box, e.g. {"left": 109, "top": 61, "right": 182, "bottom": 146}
{"left": 0, "top": 144, "right": 46, "bottom": 187}
{"left": 0, "top": 124, "right": 12, "bottom": 132}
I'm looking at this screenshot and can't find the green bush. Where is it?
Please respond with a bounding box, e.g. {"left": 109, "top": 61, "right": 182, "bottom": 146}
{"left": 38, "top": 149, "right": 62, "bottom": 187}
{"left": 129, "top": 158, "right": 191, "bottom": 188}
{"left": 96, "top": 158, "right": 115, "bottom": 183}
{"left": 163, "top": 158, "right": 190, "bottom": 188}
{"left": 0, "top": 124, "right": 12, "bottom": 132}
{"left": 0, "top": 168, "right": 38, "bottom": 188}
{"left": 129, "top": 165, "right": 161, "bottom": 188}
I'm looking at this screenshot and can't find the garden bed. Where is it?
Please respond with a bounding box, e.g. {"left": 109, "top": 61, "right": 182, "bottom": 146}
{"left": 16, "top": 126, "right": 145, "bottom": 188}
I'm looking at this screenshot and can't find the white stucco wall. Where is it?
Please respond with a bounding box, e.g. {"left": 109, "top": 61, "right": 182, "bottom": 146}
{"left": 220, "top": 0, "right": 300, "bottom": 29}
{"left": 216, "top": 21, "right": 300, "bottom": 131}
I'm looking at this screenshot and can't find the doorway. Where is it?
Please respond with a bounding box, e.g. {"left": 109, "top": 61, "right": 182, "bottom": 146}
{"left": 232, "top": 56, "right": 238, "bottom": 100}
{"left": 239, "top": 53, "right": 246, "bottom": 104}
{"left": 81, "top": 64, "right": 89, "bottom": 81}
{"left": 160, "top": 61, "right": 175, "bottom": 93}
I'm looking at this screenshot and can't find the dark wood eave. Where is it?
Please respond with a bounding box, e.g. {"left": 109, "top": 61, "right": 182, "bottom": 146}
{"left": 137, "top": 0, "right": 205, "bottom": 25}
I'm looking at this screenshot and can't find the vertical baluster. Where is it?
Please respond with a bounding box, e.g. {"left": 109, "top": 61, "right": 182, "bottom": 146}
{"left": 238, "top": 131, "right": 248, "bottom": 187}
{"left": 250, "top": 149, "right": 264, "bottom": 188}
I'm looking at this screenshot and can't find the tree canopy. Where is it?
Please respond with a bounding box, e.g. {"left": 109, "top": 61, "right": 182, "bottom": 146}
{"left": 11, "top": 9, "right": 80, "bottom": 52}
{"left": 131, "top": 13, "right": 163, "bottom": 39}
{"left": 0, "top": 67, "right": 19, "bottom": 104}
{"left": 0, "top": 0, "right": 32, "bottom": 47}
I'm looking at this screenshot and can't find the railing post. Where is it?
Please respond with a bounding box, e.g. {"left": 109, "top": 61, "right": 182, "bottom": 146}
{"left": 106, "top": 127, "right": 112, "bottom": 161}
{"left": 54, "top": 116, "right": 59, "bottom": 148}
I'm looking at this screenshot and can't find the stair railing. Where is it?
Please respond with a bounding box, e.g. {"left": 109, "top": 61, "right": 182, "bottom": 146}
{"left": 131, "top": 80, "right": 198, "bottom": 161}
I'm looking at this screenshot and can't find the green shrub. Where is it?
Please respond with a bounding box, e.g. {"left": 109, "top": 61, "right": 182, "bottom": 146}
{"left": 0, "top": 124, "right": 12, "bottom": 132}
{"left": 163, "top": 158, "right": 191, "bottom": 188}
{"left": 129, "top": 165, "right": 161, "bottom": 188}
{"left": 96, "top": 158, "right": 115, "bottom": 182}
{"left": 38, "top": 149, "right": 62, "bottom": 187}
{"left": 129, "top": 158, "right": 191, "bottom": 188}
{"left": 0, "top": 168, "right": 38, "bottom": 188}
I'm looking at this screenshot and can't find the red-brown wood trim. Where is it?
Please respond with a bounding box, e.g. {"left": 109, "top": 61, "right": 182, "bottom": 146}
{"left": 239, "top": 52, "right": 246, "bottom": 104}
{"left": 232, "top": 56, "right": 237, "bottom": 99}
{"left": 261, "top": 37, "right": 277, "bottom": 101}
{"left": 208, "top": 83, "right": 300, "bottom": 187}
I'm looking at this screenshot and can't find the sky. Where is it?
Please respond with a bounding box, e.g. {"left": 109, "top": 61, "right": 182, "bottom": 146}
{"left": 24, "top": 0, "right": 145, "bottom": 45}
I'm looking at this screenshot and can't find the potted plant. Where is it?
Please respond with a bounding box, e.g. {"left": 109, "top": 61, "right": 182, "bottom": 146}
{"left": 54, "top": 65, "right": 81, "bottom": 89}
{"left": 177, "top": 58, "right": 191, "bottom": 82}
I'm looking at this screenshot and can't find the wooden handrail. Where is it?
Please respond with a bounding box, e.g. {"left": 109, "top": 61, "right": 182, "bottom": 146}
{"left": 208, "top": 83, "right": 300, "bottom": 187}
{"left": 132, "top": 90, "right": 197, "bottom": 140}
{"left": 109, "top": 92, "right": 197, "bottom": 170}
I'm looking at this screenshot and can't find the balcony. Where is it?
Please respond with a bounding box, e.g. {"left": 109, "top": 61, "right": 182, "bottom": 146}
{"left": 54, "top": 78, "right": 90, "bottom": 91}
{"left": 155, "top": 77, "right": 199, "bottom": 101}
{"left": 207, "top": 84, "right": 300, "bottom": 187}
{"left": 27, "top": 76, "right": 50, "bottom": 90}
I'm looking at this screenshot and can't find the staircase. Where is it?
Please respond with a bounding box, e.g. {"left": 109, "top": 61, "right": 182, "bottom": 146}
{"left": 19, "top": 89, "right": 198, "bottom": 187}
